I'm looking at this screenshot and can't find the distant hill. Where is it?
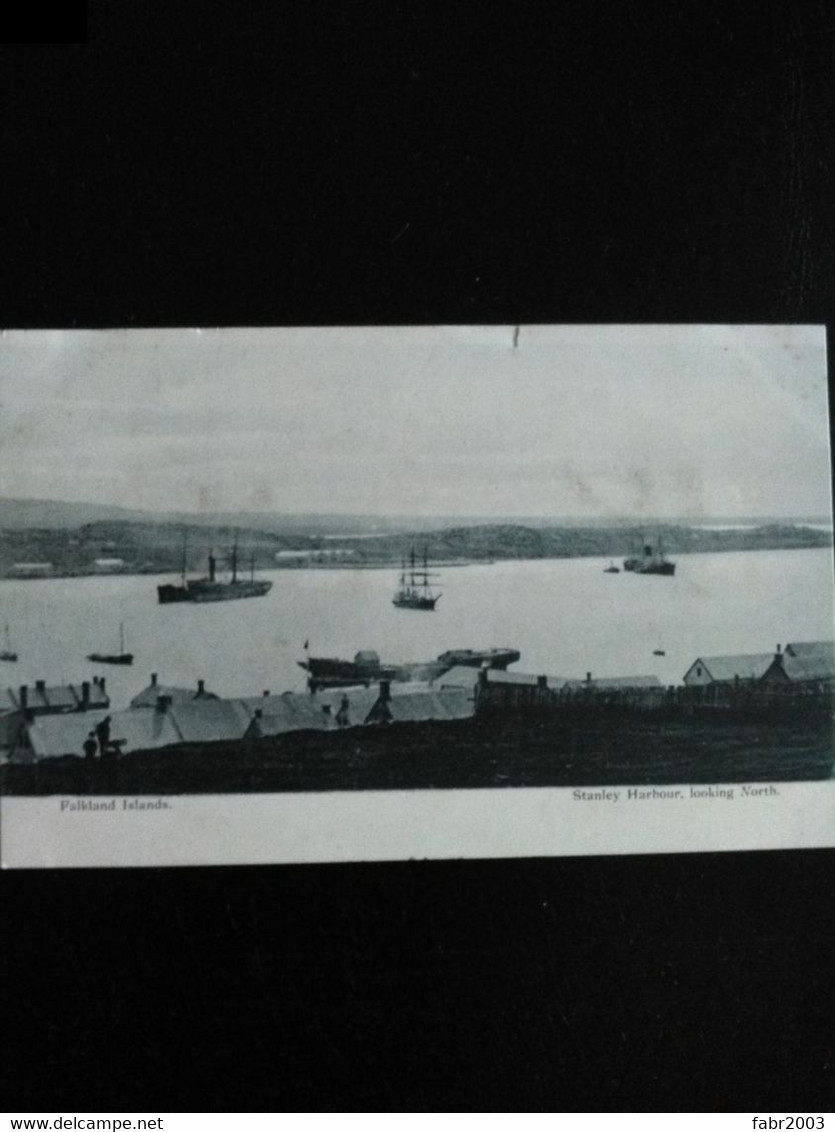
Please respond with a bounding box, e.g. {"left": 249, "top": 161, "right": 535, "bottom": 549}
{"left": 0, "top": 512, "right": 829, "bottom": 580}
{"left": 1, "top": 497, "right": 830, "bottom": 534}
{"left": 0, "top": 498, "right": 145, "bottom": 528}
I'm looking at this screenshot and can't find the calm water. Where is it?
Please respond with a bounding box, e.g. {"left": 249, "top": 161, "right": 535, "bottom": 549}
{"left": 1, "top": 548, "right": 833, "bottom": 710}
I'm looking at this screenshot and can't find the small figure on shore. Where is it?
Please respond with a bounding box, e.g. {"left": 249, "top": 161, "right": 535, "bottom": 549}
{"left": 336, "top": 695, "right": 350, "bottom": 728}
{"left": 83, "top": 732, "right": 97, "bottom": 761}
{"left": 95, "top": 715, "right": 112, "bottom": 759}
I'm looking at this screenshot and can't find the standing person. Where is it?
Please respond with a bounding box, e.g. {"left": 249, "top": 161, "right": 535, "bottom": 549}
{"left": 95, "top": 715, "right": 111, "bottom": 759}
{"left": 336, "top": 694, "right": 350, "bottom": 728}
{"left": 83, "top": 732, "right": 97, "bottom": 761}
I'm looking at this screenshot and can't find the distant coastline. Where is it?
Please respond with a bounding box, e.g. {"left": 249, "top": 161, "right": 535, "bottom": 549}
{"left": 0, "top": 516, "right": 830, "bottom": 581}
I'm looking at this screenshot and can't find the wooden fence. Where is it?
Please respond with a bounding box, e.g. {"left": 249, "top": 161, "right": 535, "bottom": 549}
{"left": 473, "top": 674, "right": 834, "bottom": 722}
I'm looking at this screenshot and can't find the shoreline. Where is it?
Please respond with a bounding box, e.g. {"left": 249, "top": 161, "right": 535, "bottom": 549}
{"left": 0, "top": 540, "right": 831, "bottom": 582}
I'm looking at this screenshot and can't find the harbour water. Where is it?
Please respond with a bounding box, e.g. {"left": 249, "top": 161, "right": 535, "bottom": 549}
{"left": 0, "top": 547, "right": 832, "bottom": 710}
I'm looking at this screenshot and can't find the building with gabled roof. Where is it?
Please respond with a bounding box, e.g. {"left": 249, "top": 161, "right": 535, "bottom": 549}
{"left": 0, "top": 678, "right": 110, "bottom": 754}
{"left": 435, "top": 666, "right": 569, "bottom": 691}
{"left": 682, "top": 653, "right": 775, "bottom": 687}
{"left": 2, "top": 678, "right": 110, "bottom": 715}
{"left": 561, "top": 674, "right": 663, "bottom": 690}
{"left": 168, "top": 698, "right": 252, "bottom": 744}
{"left": 243, "top": 696, "right": 337, "bottom": 739}
{"left": 762, "top": 651, "right": 835, "bottom": 684}
{"left": 315, "top": 686, "right": 381, "bottom": 728}
{"left": 130, "top": 673, "right": 217, "bottom": 709}
{"left": 93, "top": 558, "right": 125, "bottom": 572}
{"left": 16, "top": 705, "right": 181, "bottom": 763}
{"left": 365, "top": 684, "right": 474, "bottom": 725}
{"left": 784, "top": 640, "right": 835, "bottom": 660}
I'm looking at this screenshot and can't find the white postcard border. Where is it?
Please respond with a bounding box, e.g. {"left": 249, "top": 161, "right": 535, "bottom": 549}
{"left": 2, "top": 780, "right": 833, "bottom": 869}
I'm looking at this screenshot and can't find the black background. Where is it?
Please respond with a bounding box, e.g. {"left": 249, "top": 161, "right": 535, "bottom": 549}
{"left": 2, "top": 0, "right": 834, "bottom": 1112}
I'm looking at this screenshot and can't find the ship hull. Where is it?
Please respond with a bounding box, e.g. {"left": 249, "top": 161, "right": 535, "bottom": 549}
{"left": 157, "top": 584, "right": 193, "bottom": 603}
{"left": 188, "top": 580, "right": 273, "bottom": 602}
{"left": 392, "top": 595, "right": 439, "bottom": 610}
{"left": 634, "top": 562, "right": 676, "bottom": 576}
{"left": 157, "top": 580, "right": 273, "bottom": 603}
{"left": 435, "top": 648, "right": 520, "bottom": 670}
{"left": 299, "top": 646, "right": 520, "bottom": 690}
{"left": 623, "top": 557, "right": 675, "bottom": 575}
{"left": 298, "top": 658, "right": 400, "bottom": 692}
{"left": 87, "top": 653, "right": 134, "bottom": 665}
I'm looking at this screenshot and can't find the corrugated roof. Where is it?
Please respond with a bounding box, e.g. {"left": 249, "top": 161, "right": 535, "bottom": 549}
{"left": 26, "top": 711, "right": 109, "bottom": 759}
{"left": 562, "top": 675, "right": 662, "bottom": 690}
{"left": 2, "top": 682, "right": 109, "bottom": 714}
{"left": 785, "top": 640, "right": 835, "bottom": 659}
{"left": 436, "top": 667, "right": 568, "bottom": 689}
{"left": 130, "top": 682, "right": 217, "bottom": 709}
{"left": 25, "top": 707, "right": 181, "bottom": 760}
{"left": 169, "top": 699, "right": 252, "bottom": 744}
{"left": 689, "top": 654, "right": 776, "bottom": 682}
{"left": 81, "top": 683, "right": 110, "bottom": 709}
{"left": 433, "top": 666, "right": 480, "bottom": 688}
{"left": 245, "top": 697, "right": 336, "bottom": 738}
{"left": 314, "top": 687, "right": 381, "bottom": 726}
{"left": 1, "top": 683, "right": 109, "bottom": 710}
{"left": 379, "top": 689, "right": 475, "bottom": 723}
{"left": 779, "top": 654, "right": 835, "bottom": 682}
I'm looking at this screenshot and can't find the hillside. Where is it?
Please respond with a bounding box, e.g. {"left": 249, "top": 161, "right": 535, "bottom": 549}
{"left": 0, "top": 516, "right": 830, "bottom": 578}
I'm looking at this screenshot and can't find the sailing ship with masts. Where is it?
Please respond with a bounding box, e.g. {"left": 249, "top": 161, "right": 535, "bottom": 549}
{"left": 157, "top": 530, "right": 273, "bottom": 604}
{"left": 393, "top": 547, "right": 441, "bottom": 610}
{"left": 87, "top": 621, "right": 134, "bottom": 665}
{"left": 0, "top": 623, "right": 18, "bottom": 662}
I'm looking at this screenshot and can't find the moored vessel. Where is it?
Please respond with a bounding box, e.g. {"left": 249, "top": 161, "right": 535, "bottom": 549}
{"left": 0, "top": 622, "right": 18, "bottom": 662}
{"left": 87, "top": 622, "right": 134, "bottom": 665}
{"left": 624, "top": 534, "right": 676, "bottom": 576}
{"left": 299, "top": 645, "right": 521, "bottom": 691}
{"left": 157, "top": 533, "right": 273, "bottom": 604}
{"left": 393, "top": 547, "right": 440, "bottom": 610}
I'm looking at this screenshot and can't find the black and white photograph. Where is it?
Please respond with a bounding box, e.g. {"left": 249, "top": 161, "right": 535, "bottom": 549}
{"left": 3, "top": 1, "right": 835, "bottom": 1115}
{"left": 0, "top": 323, "right": 831, "bottom": 866}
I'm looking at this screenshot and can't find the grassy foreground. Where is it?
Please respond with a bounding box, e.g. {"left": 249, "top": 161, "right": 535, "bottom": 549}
{"left": 2, "top": 711, "right": 832, "bottom": 796}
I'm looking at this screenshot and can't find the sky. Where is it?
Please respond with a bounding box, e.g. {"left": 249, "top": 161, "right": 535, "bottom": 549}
{"left": 0, "top": 324, "right": 830, "bottom": 520}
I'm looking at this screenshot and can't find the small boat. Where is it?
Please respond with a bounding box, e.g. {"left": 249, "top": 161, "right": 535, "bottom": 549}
{"left": 603, "top": 561, "right": 620, "bottom": 573}
{"left": 0, "top": 623, "right": 17, "bottom": 662}
{"left": 653, "top": 649, "right": 666, "bottom": 656}
{"left": 393, "top": 547, "right": 441, "bottom": 611}
{"left": 87, "top": 622, "right": 134, "bottom": 666}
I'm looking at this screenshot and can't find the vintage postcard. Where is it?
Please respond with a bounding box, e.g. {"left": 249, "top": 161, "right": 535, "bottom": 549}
{"left": 0, "top": 324, "right": 832, "bottom": 868}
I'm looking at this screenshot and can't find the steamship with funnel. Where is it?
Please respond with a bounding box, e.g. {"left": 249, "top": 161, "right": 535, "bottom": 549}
{"left": 623, "top": 533, "right": 676, "bottom": 576}
{"left": 157, "top": 534, "right": 272, "bottom": 604}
